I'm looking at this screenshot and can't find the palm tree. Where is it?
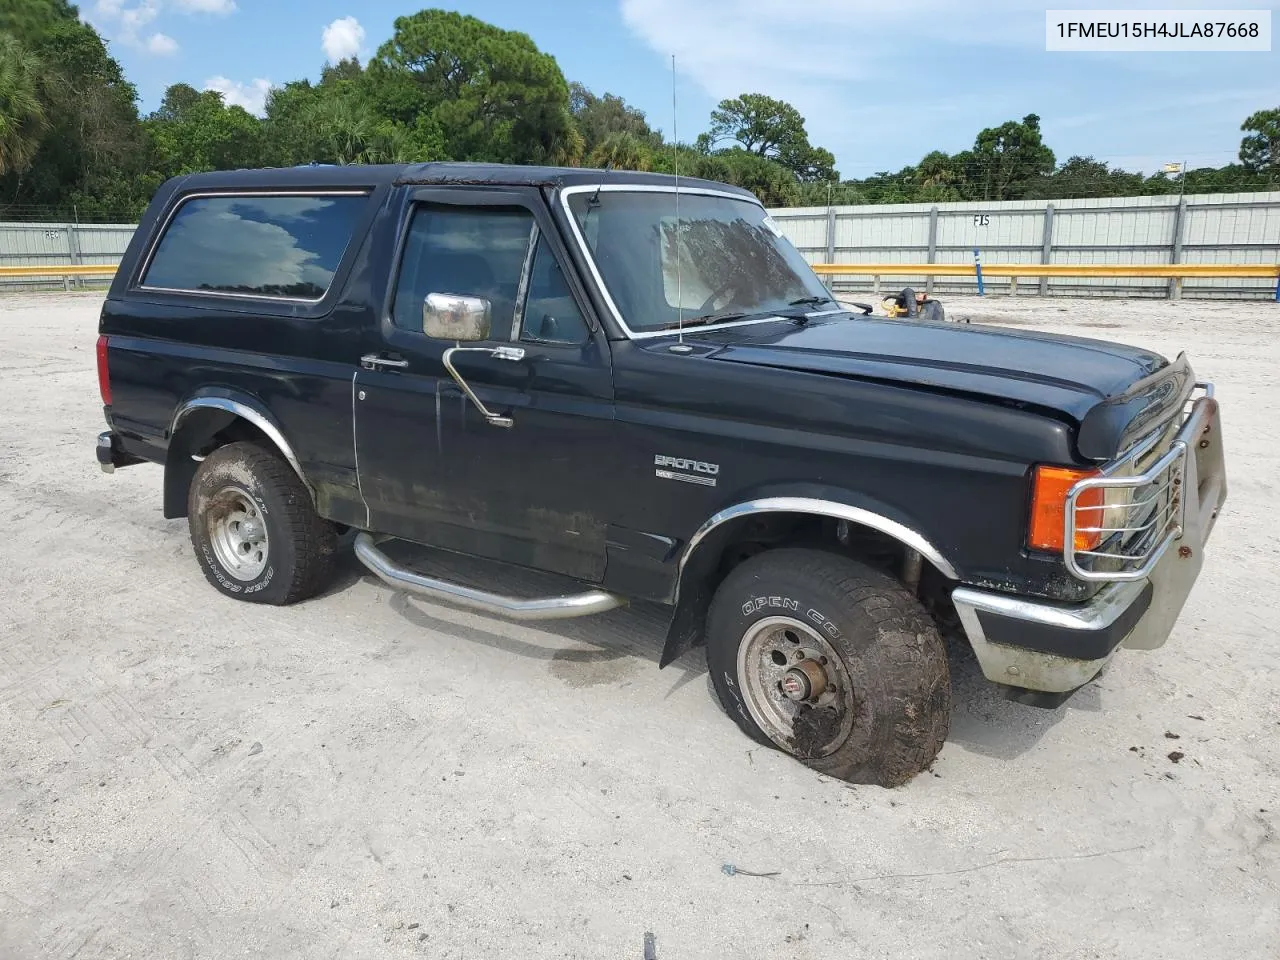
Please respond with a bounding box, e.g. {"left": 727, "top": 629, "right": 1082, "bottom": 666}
{"left": 0, "top": 33, "right": 47, "bottom": 176}
{"left": 587, "top": 132, "right": 653, "bottom": 172}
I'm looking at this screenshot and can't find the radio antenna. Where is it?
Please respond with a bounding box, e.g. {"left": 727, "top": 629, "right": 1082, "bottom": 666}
{"left": 672, "top": 53, "right": 684, "bottom": 343}
{"left": 587, "top": 161, "right": 612, "bottom": 207}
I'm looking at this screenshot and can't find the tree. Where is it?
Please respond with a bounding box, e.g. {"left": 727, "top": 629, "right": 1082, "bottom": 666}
{"left": 701, "top": 93, "right": 837, "bottom": 183}
{"left": 146, "top": 87, "right": 265, "bottom": 178}
{"left": 1025, "top": 156, "right": 1145, "bottom": 200}
{"left": 8, "top": 8, "right": 1280, "bottom": 217}
{"left": 569, "top": 82, "right": 661, "bottom": 155}
{"left": 706, "top": 93, "right": 806, "bottom": 157}
{"left": 2, "top": 17, "right": 151, "bottom": 218}
{"left": 587, "top": 131, "right": 654, "bottom": 171}
{"left": 650, "top": 144, "right": 799, "bottom": 207}
{"left": 263, "top": 71, "right": 447, "bottom": 168}
{"left": 1239, "top": 107, "right": 1279, "bottom": 175}
{"left": 0, "top": 33, "right": 47, "bottom": 177}
{"left": 967, "top": 113, "right": 1055, "bottom": 200}
{"left": 152, "top": 83, "right": 203, "bottom": 123}
{"left": 0, "top": 0, "right": 79, "bottom": 44}
{"left": 367, "top": 9, "right": 576, "bottom": 165}
{"left": 796, "top": 181, "right": 865, "bottom": 206}
{"left": 321, "top": 57, "right": 363, "bottom": 86}
{"left": 716, "top": 149, "right": 801, "bottom": 206}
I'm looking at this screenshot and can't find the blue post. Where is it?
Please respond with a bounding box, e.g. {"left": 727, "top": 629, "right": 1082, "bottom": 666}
{"left": 1274, "top": 270, "right": 1279, "bottom": 302}
{"left": 974, "top": 247, "right": 985, "bottom": 296}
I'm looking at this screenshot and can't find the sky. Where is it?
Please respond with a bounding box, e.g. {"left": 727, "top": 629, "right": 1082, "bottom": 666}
{"left": 82, "top": 0, "right": 1279, "bottom": 178}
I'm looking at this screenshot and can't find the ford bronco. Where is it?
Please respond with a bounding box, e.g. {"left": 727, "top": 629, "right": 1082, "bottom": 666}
{"left": 94, "top": 163, "right": 1228, "bottom": 786}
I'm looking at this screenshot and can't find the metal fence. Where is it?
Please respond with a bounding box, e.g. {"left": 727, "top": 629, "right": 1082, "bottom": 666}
{"left": 0, "top": 220, "right": 135, "bottom": 291}
{"left": 767, "top": 191, "right": 1280, "bottom": 299}
{"left": 2, "top": 190, "right": 1279, "bottom": 299}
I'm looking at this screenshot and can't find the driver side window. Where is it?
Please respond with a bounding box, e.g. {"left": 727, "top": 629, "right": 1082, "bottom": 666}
{"left": 392, "top": 205, "right": 534, "bottom": 340}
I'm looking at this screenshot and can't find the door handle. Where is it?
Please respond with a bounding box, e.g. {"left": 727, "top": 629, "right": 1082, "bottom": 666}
{"left": 361, "top": 353, "right": 409, "bottom": 371}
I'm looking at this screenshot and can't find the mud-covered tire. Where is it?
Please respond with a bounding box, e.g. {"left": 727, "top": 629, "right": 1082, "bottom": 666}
{"left": 187, "top": 441, "right": 337, "bottom": 605}
{"left": 706, "top": 548, "right": 950, "bottom": 787}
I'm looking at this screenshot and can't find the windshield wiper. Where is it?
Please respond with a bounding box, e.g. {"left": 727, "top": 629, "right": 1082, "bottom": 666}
{"left": 778, "top": 295, "right": 842, "bottom": 325}
{"left": 659, "top": 311, "right": 750, "bottom": 330}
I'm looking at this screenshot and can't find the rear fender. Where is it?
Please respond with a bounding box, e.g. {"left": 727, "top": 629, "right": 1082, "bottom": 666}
{"left": 163, "top": 390, "right": 307, "bottom": 519}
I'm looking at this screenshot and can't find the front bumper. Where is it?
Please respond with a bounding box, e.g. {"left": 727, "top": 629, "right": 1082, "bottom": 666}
{"left": 952, "top": 389, "right": 1227, "bottom": 703}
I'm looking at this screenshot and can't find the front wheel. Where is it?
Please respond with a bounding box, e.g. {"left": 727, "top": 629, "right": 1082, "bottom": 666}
{"left": 706, "top": 548, "right": 950, "bottom": 787}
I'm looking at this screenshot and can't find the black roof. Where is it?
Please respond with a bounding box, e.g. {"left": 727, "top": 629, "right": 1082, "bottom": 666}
{"left": 170, "top": 162, "right": 757, "bottom": 201}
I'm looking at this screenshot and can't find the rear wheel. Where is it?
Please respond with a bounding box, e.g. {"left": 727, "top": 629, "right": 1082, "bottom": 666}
{"left": 187, "top": 441, "right": 338, "bottom": 605}
{"left": 706, "top": 548, "right": 950, "bottom": 787}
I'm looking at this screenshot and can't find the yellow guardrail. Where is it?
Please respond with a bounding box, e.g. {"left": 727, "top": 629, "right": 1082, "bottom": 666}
{"left": 812, "top": 263, "right": 1280, "bottom": 278}
{"left": 812, "top": 261, "right": 1280, "bottom": 300}
{"left": 0, "top": 264, "right": 119, "bottom": 277}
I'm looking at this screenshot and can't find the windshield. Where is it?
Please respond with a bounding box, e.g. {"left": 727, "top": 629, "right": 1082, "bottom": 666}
{"left": 565, "top": 189, "right": 831, "bottom": 334}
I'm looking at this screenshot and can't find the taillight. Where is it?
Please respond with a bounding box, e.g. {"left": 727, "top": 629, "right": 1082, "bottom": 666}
{"left": 1028, "top": 465, "right": 1103, "bottom": 554}
{"left": 96, "top": 335, "right": 111, "bottom": 406}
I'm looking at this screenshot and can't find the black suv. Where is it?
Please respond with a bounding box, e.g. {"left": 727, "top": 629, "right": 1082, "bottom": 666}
{"left": 95, "top": 163, "right": 1228, "bottom": 786}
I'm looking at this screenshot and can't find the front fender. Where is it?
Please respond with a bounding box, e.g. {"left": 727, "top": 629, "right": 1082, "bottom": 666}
{"left": 658, "top": 481, "right": 961, "bottom": 667}
{"left": 682, "top": 481, "right": 960, "bottom": 586}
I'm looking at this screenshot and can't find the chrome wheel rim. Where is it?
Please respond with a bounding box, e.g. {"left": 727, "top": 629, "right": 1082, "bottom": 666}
{"left": 207, "top": 486, "right": 269, "bottom": 581}
{"left": 736, "top": 616, "right": 855, "bottom": 758}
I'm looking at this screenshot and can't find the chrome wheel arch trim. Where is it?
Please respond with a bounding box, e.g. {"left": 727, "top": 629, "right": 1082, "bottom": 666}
{"left": 677, "top": 496, "right": 960, "bottom": 588}
{"left": 169, "top": 397, "right": 308, "bottom": 488}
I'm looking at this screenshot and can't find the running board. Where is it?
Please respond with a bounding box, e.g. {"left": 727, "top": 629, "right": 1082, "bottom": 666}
{"left": 353, "top": 533, "right": 627, "bottom": 621}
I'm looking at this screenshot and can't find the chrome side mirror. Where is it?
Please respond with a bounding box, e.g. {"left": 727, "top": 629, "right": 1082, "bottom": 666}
{"left": 423, "top": 292, "right": 491, "bottom": 342}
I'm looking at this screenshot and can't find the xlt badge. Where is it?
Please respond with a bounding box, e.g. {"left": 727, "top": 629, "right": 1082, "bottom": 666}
{"left": 654, "top": 455, "right": 719, "bottom": 488}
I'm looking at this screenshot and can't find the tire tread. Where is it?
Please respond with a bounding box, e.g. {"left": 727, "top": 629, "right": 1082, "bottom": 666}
{"left": 706, "top": 547, "right": 950, "bottom": 787}
{"left": 189, "top": 441, "right": 337, "bottom": 605}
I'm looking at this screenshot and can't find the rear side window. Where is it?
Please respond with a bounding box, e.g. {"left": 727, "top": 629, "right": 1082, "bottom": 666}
{"left": 141, "top": 193, "right": 367, "bottom": 300}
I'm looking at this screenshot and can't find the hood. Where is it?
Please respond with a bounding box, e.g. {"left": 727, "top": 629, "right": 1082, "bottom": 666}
{"left": 692, "top": 316, "right": 1189, "bottom": 459}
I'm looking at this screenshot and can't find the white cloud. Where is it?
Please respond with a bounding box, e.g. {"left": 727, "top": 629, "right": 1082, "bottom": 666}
{"left": 173, "top": 0, "right": 237, "bottom": 12}
{"left": 89, "top": 0, "right": 170, "bottom": 53}
{"left": 322, "top": 16, "right": 365, "bottom": 63}
{"left": 118, "top": 0, "right": 160, "bottom": 37}
{"left": 146, "top": 32, "right": 179, "bottom": 55}
{"left": 204, "top": 76, "right": 273, "bottom": 116}
{"left": 89, "top": 0, "right": 236, "bottom": 51}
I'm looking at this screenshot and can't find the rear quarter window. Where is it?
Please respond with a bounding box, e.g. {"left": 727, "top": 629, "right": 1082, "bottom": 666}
{"left": 141, "top": 193, "right": 368, "bottom": 300}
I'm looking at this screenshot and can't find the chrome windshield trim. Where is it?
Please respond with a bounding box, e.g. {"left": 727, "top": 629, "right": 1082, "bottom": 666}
{"left": 559, "top": 183, "right": 803, "bottom": 341}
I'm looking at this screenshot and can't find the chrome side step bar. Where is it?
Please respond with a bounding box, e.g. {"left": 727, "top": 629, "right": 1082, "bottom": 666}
{"left": 353, "top": 533, "right": 627, "bottom": 621}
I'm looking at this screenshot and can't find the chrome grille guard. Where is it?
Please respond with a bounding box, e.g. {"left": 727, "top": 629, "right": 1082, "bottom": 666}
{"left": 1065, "top": 383, "right": 1226, "bottom": 583}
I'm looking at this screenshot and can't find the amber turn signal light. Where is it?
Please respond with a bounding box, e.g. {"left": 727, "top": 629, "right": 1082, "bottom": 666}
{"left": 1028, "top": 465, "right": 1104, "bottom": 553}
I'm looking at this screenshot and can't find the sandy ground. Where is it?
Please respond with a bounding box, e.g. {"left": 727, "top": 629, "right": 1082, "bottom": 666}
{"left": 0, "top": 292, "right": 1277, "bottom": 960}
